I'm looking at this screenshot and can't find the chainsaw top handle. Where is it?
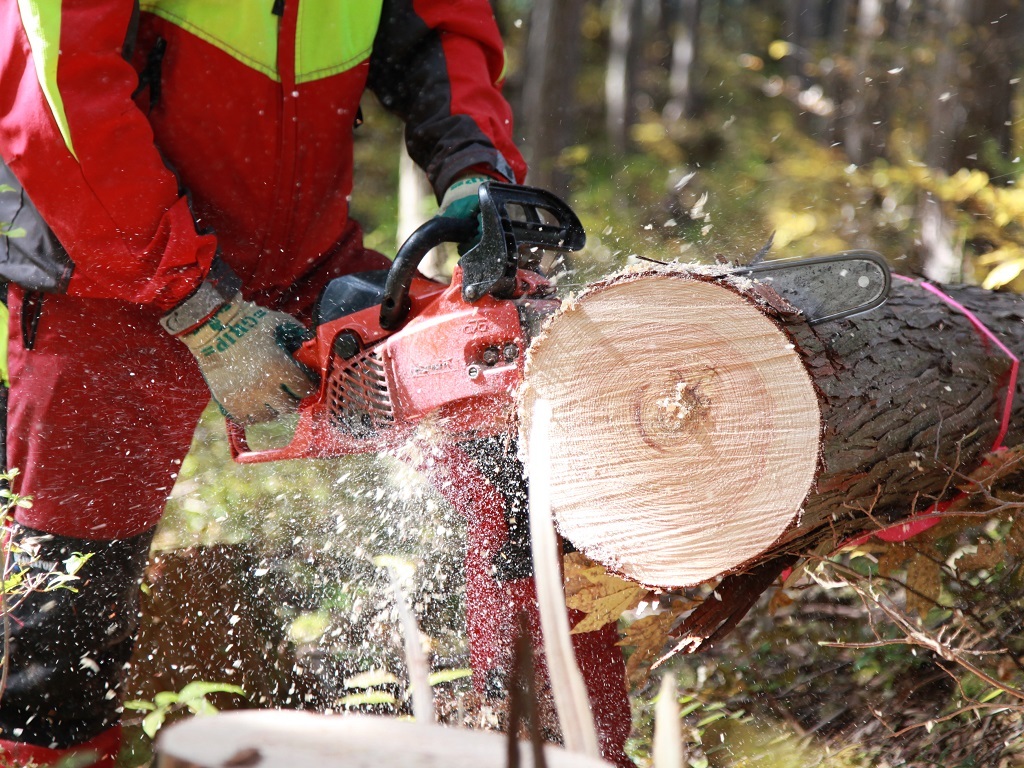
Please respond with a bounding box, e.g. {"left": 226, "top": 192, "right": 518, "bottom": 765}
{"left": 379, "top": 182, "right": 586, "bottom": 330}
{"left": 379, "top": 217, "right": 477, "bottom": 330}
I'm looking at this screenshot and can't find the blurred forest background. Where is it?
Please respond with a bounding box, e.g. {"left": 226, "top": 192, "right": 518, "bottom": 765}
{"left": 131, "top": 2, "right": 1024, "bottom": 768}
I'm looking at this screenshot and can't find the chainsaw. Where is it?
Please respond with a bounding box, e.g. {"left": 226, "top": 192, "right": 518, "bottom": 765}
{"left": 226, "top": 182, "right": 891, "bottom": 463}
{"left": 226, "top": 182, "right": 585, "bottom": 462}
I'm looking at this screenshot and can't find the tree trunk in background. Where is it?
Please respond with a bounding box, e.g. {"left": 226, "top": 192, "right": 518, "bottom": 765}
{"left": 918, "top": 192, "right": 962, "bottom": 283}
{"left": 953, "top": 0, "right": 1024, "bottom": 176}
{"left": 782, "top": 0, "right": 821, "bottom": 91}
{"left": 924, "top": 0, "right": 969, "bottom": 173}
{"left": 843, "top": 0, "right": 885, "bottom": 165}
{"left": 916, "top": 0, "right": 967, "bottom": 280}
{"left": 606, "top": 0, "right": 644, "bottom": 154}
{"left": 398, "top": 146, "right": 447, "bottom": 279}
{"left": 520, "top": 0, "right": 584, "bottom": 197}
{"left": 662, "top": 0, "right": 704, "bottom": 122}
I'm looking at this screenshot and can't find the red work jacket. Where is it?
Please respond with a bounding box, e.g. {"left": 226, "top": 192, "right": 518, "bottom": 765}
{"left": 0, "top": 0, "right": 526, "bottom": 310}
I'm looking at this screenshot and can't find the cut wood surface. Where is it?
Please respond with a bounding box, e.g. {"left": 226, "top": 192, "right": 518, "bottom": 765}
{"left": 520, "top": 265, "right": 1024, "bottom": 617}
{"left": 520, "top": 269, "right": 821, "bottom": 587}
{"left": 155, "top": 711, "right": 613, "bottom": 768}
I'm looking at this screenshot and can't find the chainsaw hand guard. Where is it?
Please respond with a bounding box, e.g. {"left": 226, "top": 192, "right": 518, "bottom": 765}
{"left": 379, "top": 182, "right": 585, "bottom": 330}
{"left": 460, "top": 182, "right": 586, "bottom": 303}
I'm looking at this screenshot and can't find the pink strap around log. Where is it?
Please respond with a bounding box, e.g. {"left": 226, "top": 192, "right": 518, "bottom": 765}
{"left": 851, "top": 275, "right": 1019, "bottom": 544}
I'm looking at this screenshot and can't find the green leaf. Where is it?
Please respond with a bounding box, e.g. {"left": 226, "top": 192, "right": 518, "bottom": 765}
{"left": 63, "top": 552, "right": 93, "bottom": 576}
{"left": 0, "top": 226, "right": 26, "bottom": 239}
{"left": 695, "top": 711, "right": 727, "bottom": 727}
{"left": 2, "top": 572, "right": 24, "bottom": 593}
{"left": 0, "top": 185, "right": 15, "bottom": 193}
{"left": 123, "top": 699, "right": 157, "bottom": 712}
{"left": 427, "top": 668, "right": 472, "bottom": 686}
{"left": 679, "top": 701, "right": 703, "bottom": 717}
{"left": 344, "top": 669, "right": 399, "bottom": 690}
{"left": 153, "top": 691, "right": 180, "bottom": 708}
{"left": 142, "top": 709, "right": 166, "bottom": 739}
{"left": 339, "top": 691, "right": 397, "bottom": 707}
{"left": 176, "top": 681, "right": 246, "bottom": 703}
{"left": 185, "top": 698, "right": 219, "bottom": 717}
{"left": 52, "top": 751, "right": 102, "bottom": 768}
{"left": 288, "top": 610, "right": 331, "bottom": 644}
{"left": 979, "top": 688, "right": 1005, "bottom": 704}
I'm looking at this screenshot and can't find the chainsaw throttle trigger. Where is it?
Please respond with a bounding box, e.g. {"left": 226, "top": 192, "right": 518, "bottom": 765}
{"left": 733, "top": 249, "right": 891, "bottom": 325}
{"left": 460, "top": 182, "right": 586, "bottom": 304}
{"left": 379, "top": 216, "right": 478, "bottom": 330}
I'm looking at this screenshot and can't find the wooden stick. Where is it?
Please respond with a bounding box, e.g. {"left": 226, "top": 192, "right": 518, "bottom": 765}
{"left": 385, "top": 562, "right": 435, "bottom": 723}
{"left": 653, "top": 673, "right": 684, "bottom": 768}
{"left": 527, "top": 398, "right": 601, "bottom": 758}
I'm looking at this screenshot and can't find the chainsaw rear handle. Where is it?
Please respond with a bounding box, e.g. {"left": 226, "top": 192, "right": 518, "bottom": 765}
{"left": 380, "top": 217, "right": 478, "bottom": 331}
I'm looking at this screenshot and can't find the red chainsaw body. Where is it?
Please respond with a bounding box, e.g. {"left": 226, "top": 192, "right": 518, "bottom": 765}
{"left": 227, "top": 266, "right": 555, "bottom": 462}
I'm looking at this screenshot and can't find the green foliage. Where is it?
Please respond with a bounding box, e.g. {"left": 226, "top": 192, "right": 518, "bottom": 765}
{"left": 336, "top": 665, "right": 472, "bottom": 711}
{"left": 123, "top": 681, "right": 246, "bottom": 739}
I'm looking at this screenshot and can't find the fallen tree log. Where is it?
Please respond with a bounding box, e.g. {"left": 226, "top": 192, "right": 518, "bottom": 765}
{"left": 155, "top": 711, "right": 613, "bottom": 767}
{"left": 519, "top": 265, "right": 1024, "bottom": 645}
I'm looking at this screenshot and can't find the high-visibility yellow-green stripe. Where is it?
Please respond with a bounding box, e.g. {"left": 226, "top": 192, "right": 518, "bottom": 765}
{"left": 0, "top": 301, "right": 8, "bottom": 388}
{"left": 295, "top": 0, "right": 382, "bottom": 84}
{"left": 140, "top": 0, "right": 280, "bottom": 80}
{"left": 17, "top": 0, "right": 76, "bottom": 159}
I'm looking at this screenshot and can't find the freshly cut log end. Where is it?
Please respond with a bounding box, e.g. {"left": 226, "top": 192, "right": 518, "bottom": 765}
{"left": 519, "top": 271, "right": 821, "bottom": 588}
{"left": 155, "top": 711, "right": 614, "bottom": 767}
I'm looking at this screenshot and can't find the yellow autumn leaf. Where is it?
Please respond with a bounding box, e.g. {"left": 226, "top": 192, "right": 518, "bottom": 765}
{"left": 767, "top": 40, "right": 793, "bottom": 60}
{"left": 564, "top": 552, "right": 648, "bottom": 635}
{"left": 982, "top": 257, "right": 1024, "bottom": 290}
{"left": 618, "top": 612, "right": 677, "bottom": 685}
{"left": 768, "top": 209, "right": 817, "bottom": 248}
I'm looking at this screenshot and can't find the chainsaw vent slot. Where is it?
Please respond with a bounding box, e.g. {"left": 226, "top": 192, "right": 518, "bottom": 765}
{"left": 326, "top": 347, "right": 394, "bottom": 438}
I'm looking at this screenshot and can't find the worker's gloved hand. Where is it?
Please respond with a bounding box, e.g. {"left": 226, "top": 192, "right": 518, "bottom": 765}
{"left": 160, "top": 265, "right": 315, "bottom": 425}
{"left": 438, "top": 174, "right": 490, "bottom": 252}
{"left": 438, "top": 174, "right": 490, "bottom": 221}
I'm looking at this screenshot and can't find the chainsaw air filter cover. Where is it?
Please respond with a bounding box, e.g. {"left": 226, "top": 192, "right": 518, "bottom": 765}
{"left": 325, "top": 345, "right": 395, "bottom": 439}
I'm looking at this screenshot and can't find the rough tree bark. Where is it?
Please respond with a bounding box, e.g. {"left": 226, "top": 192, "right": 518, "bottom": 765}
{"left": 520, "top": 266, "right": 1024, "bottom": 646}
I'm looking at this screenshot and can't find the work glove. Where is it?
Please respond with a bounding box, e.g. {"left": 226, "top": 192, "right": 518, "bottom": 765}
{"left": 438, "top": 174, "right": 490, "bottom": 221}
{"left": 438, "top": 174, "right": 490, "bottom": 252}
{"left": 160, "top": 264, "right": 316, "bottom": 425}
